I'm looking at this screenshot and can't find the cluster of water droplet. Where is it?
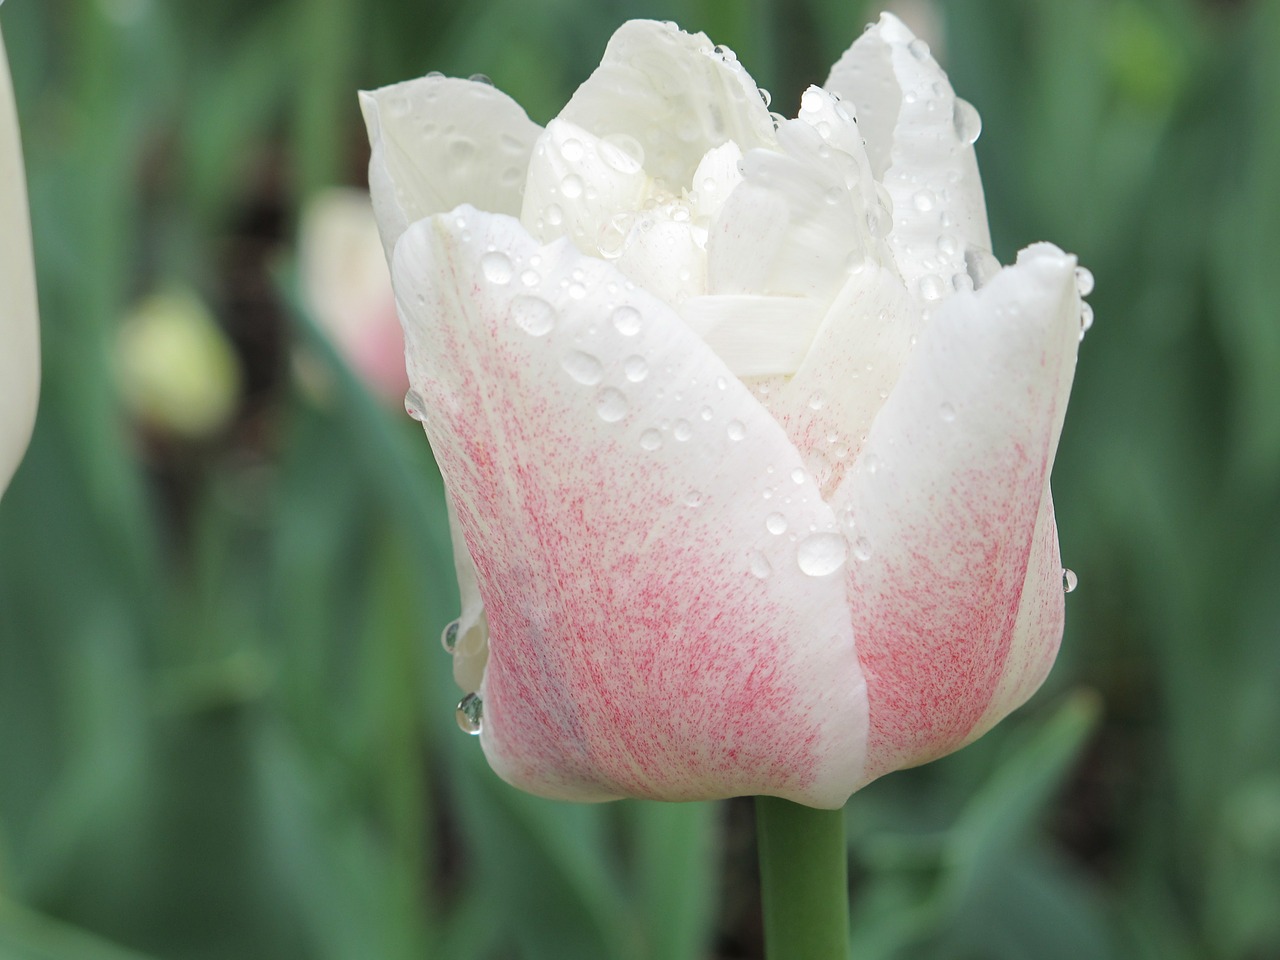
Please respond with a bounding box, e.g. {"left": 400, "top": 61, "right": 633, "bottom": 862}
{"left": 1074, "top": 266, "right": 1096, "bottom": 341}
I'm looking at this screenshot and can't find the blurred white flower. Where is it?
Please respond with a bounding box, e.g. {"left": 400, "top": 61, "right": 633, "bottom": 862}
{"left": 298, "top": 188, "right": 407, "bottom": 404}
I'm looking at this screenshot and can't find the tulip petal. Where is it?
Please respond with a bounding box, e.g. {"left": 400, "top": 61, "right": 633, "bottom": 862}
{"left": 830, "top": 244, "right": 1080, "bottom": 786}
{"left": 520, "top": 118, "right": 650, "bottom": 252}
{"left": 391, "top": 205, "right": 869, "bottom": 806}
{"left": 559, "top": 20, "right": 775, "bottom": 192}
{"left": 360, "top": 76, "right": 541, "bottom": 258}
{"left": 765, "top": 261, "right": 918, "bottom": 493}
{"left": 825, "top": 13, "right": 992, "bottom": 296}
{"left": 0, "top": 29, "right": 39, "bottom": 498}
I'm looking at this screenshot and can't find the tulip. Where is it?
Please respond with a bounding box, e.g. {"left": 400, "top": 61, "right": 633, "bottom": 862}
{"left": 361, "top": 14, "right": 1086, "bottom": 809}
{"left": 0, "top": 26, "right": 40, "bottom": 499}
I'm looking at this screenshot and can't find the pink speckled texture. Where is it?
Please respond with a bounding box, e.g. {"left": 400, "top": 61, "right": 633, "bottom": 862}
{"left": 394, "top": 209, "right": 869, "bottom": 807}
{"left": 830, "top": 246, "right": 1079, "bottom": 783}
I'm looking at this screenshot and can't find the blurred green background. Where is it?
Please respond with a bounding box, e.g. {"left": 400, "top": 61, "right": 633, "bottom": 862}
{"left": 2, "top": 0, "right": 1278, "bottom": 957}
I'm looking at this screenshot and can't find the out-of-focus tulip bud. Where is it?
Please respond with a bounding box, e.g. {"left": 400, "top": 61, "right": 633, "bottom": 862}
{"left": 115, "top": 288, "right": 241, "bottom": 439}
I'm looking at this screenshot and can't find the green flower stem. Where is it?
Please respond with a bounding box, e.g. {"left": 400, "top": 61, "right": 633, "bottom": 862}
{"left": 755, "top": 796, "right": 850, "bottom": 960}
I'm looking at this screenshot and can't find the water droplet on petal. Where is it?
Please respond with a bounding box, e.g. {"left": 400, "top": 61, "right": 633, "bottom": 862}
{"left": 520, "top": 268, "right": 540, "bottom": 287}
{"left": 808, "top": 392, "right": 826, "bottom": 411}
{"left": 952, "top": 97, "right": 982, "bottom": 144}
{"left": 1075, "top": 266, "right": 1095, "bottom": 297}
{"left": 1063, "top": 568, "right": 1078, "bottom": 593}
{"left": 797, "top": 533, "right": 848, "bottom": 577}
{"left": 404, "top": 389, "right": 428, "bottom": 422}
{"left": 562, "top": 350, "right": 603, "bottom": 385}
{"left": 853, "top": 536, "right": 873, "bottom": 561}
{"left": 684, "top": 490, "right": 703, "bottom": 508}
{"left": 512, "top": 295, "right": 556, "bottom": 336}
{"left": 940, "top": 401, "right": 957, "bottom": 422}
{"left": 1079, "top": 302, "right": 1095, "bottom": 340}
{"left": 612, "top": 305, "right": 642, "bottom": 336}
{"left": 560, "top": 137, "right": 584, "bottom": 162}
{"left": 919, "top": 274, "right": 946, "bottom": 300}
{"left": 727, "top": 420, "right": 746, "bottom": 441}
{"left": 624, "top": 355, "right": 648, "bottom": 382}
{"left": 790, "top": 468, "right": 805, "bottom": 485}
{"left": 562, "top": 174, "right": 584, "bottom": 199}
{"left": 596, "top": 388, "right": 628, "bottom": 422}
{"left": 759, "top": 87, "right": 772, "bottom": 107}
{"left": 456, "top": 693, "right": 483, "bottom": 734}
{"left": 766, "top": 512, "right": 788, "bottom": 535}
{"left": 468, "top": 73, "right": 493, "bottom": 86}
{"left": 673, "top": 419, "right": 693, "bottom": 441}
{"left": 480, "top": 251, "right": 513, "bottom": 284}
{"left": 912, "top": 189, "right": 936, "bottom": 212}
{"left": 441, "top": 620, "right": 460, "bottom": 653}
{"left": 750, "top": 552, "right": 772, "bottom": 579}
{"left": 545, "top": 203, "right": 564, "bottom": 226}
{"left": 908, "top": 38, "right": 930, "bottom": 61}
{"left": 640, "top": 428, "right": 662, "bottom": 451}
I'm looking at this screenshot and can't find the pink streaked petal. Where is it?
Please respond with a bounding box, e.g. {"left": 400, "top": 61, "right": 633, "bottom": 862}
{"left": 830, "top": 244, "right": 1080, "bottom": 786}
{"left": 391, "top": 206, "right": 868, "bottom": 806}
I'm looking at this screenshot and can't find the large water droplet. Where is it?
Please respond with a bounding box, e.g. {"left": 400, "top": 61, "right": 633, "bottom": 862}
{"left": 797, "top": 533, "right": 848, "bottom": 577}
{"left": 952, "top": 97, "right": 982, "bottom": 144}
{"left": 468, "top": 73, "right": 493, "bottom": 86}
{"left": 612, "top": 305, "right": 642, "bottom": 336}
{"left": 640, "top": 429, "right": 662, "bottom": 451}
{"left": 727, "top": 420, "right": 746, "bottom": 441}
{"left": 560, "top": 137, "right": 584, "bottom": 162}
{"left": 562, "top": 174, "right": 584, "bottom": 199}
{"left": 1063, "top": 568, "right": 1079, "bottom": 594}
{"left": 912, "top": 189, "right": 936, "bottom": 212}
{"left": 1079, "top": 302, "right": 1095, "bottom": 340}
{"left": 596, "top": 388, "right": 628, "bottom": 422}
{"left": 623, "top": 355, "right": 648, "bottom": 382}
{"left": 441, "top": 620, "right": 460, "bottom": 653}
{"left": 1075, "top": 266, "right": 1095, "bottom": 297}
{"left": 750, "top": 552, "right": 772, "bottom": 579}
{"left": 545, "top": 203, "right": 564, "bottom": 226}
{"left": 562, "top": 350, "right": 604, "bottom": 385}
{"left": 673, "top": 419, "right": 693, "bottom": 442}
{"left": 766, "top": 512, "right": 788, "bottom": 535}
{"left": 512, "top": 295, "right": 556, "bottom": 336}
{"left": 404, "top": 389, "right": 428, "bottom": 422}
{"left": 908, "top": 38, "right": 931, "bottom": 61}
{"left": 480, "top": 251, "right": 513, "bottom": 284}
{"left": 919, "top": 274, "right": 946, "bottom": 300}
{"left": 456, "top": 693, "right": 483, "bottom": 734}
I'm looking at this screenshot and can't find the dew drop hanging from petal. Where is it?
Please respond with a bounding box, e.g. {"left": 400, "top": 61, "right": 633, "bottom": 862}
{"left": 456, "top": 693, "right": 484, "bottom": 734}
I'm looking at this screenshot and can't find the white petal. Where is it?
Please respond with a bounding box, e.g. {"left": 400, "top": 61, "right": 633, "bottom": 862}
{"left": 0, "top": 29, "right": 39, "bottom": 499}
{"left": 520, "top": 118, "right": 650, "bottom": 252}
{"left": 612, "top": 214, "right": 706, "bottom": 305}
{"left": 678, "top": 295, "right": 824, "bottom": 378}
{"left": 391, "top": 205, "right": 868, "bottom": 806}
{"left": 830, "top": 244, "right": 1080, "bottom": 785}
{"left": 689, "top": 141, "right": 744, "bottom": 222}
{"left": 825, "top": 13, "right": 992, "bottom": 293}
{"left": 765, "top": 261, "right": 918, "bottom": 493}
{"left": 559, "top": 20, "right": 775, "bottom": 191}
{"left": 360, "top": 76, "right": 541, "bottom": 257}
